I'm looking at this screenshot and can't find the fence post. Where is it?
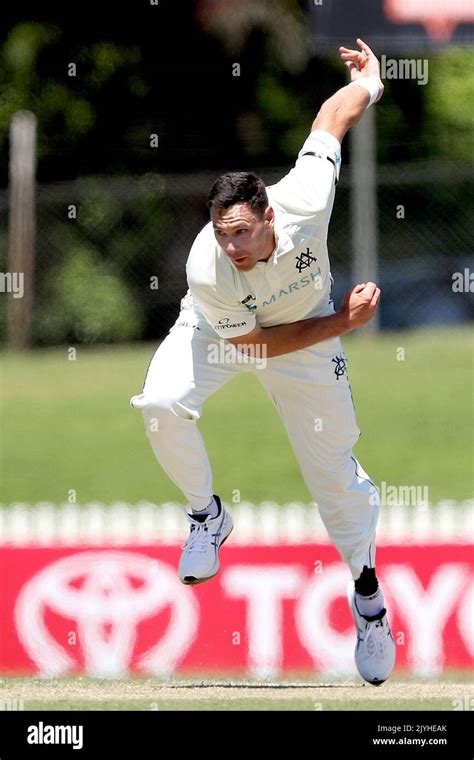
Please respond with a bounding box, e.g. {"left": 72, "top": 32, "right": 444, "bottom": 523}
{"left": 350, "top": 106, "right": 379, "bottom": 333}
{"left": 7, "top": 111, "right": 37, "bottom": 350}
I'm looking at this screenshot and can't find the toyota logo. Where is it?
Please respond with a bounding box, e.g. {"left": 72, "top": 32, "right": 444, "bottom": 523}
{"left": 15, "top": 551, "right": 199, "bottom": 677}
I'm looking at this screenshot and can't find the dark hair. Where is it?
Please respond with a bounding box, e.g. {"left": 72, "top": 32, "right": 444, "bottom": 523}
{"left": 207, "top": 172, "right": 268, "bottom": 218}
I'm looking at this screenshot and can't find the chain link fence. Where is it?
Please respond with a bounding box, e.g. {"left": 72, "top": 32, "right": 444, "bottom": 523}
{"left": 0, "top": 159, "right": 472, "bottom": 346}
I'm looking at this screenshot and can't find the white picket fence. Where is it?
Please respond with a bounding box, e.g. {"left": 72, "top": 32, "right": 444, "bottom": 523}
{"left": 0, "top": 500, "right": 472, "bottom": 546}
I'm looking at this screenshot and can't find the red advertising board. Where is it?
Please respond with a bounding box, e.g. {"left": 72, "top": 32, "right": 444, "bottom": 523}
{"left": 1, "top": 544, "right": 472, "bottom": 677}
{"left": 309, "top": 0, "right": 473, "bottom": 50}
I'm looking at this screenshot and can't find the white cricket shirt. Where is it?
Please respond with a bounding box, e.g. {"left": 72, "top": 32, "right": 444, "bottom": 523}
{"left": 184, "top": 129, "right": 341, "bottom": 339}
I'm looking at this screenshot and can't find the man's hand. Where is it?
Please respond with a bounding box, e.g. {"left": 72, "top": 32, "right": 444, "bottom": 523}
{"left": 338, "top": 38, "right": 384, "bottom": 99}
{"left": 339, "top": 282, "right": 381, "bottom": 331}
{"left": 311, "top": 39, "right": 383, "bottom": 141}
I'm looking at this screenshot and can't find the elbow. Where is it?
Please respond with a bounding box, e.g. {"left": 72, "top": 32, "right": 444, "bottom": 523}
{"left": 312, "top": 100, "right": 359, "bottom": 141}
{"left": 226, "top": 336, "right": 271, "bottom": 366}
{"left": 227, "top": 328, "right": 274, "bottom": 362}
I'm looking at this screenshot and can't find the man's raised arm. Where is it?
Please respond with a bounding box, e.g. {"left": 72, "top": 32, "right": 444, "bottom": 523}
{"left": 312, "top": 38, "right": 384, "bottom": 143}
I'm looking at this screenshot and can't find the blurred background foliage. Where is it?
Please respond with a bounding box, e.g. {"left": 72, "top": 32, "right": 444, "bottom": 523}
{"left": 0, "top": 0, "right": 472, "bottom": 345}
{"left": 1, "top": 2, "right": 472, "bottom": 179}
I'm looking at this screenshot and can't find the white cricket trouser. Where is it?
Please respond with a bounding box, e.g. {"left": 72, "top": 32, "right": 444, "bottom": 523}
{"left": 130, "top": 308, "right": 380, "bottom": 580}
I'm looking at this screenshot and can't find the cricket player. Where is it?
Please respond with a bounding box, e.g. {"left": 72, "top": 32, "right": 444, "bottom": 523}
{"left": 131, "top": 39, "right": 396, "bottom": 685}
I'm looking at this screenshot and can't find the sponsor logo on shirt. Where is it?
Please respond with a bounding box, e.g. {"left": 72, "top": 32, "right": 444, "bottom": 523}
{"left": 261, "top": 268, "right": 323, "bottom": 308}
{"left": 240, "top": 294, "right": 257, "bottom": 312}
{"left": 176, "top": 320, "right": 201, "bottom": 330}
{"left": 215, "top": 317, "right": 248, "bottom": 331}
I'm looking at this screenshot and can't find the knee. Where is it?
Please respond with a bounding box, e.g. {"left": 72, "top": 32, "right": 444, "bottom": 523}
{"left": 311, "top": 449, "right": 371, "bottom": 495}
{"left": 138, "top": 392, "right": 200, "bottom": 433}
{"left": 315, "top": 467, "right": 352, "bottom": 498}
{"left": 309, "top": 455, "right": 367, "bottom": 507}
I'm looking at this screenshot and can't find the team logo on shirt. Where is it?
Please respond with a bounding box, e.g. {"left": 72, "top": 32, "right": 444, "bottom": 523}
{"left": 332, "top": 354, "right": 347, "bottom": 380}
{"left": 295, "top": 247, "right": 317, "bottom": 273}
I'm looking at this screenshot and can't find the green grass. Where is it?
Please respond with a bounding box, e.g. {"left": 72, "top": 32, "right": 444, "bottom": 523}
{"left": 8, "top": 698, "right": 458, "bottom": 711}
{"left": 0, "top": 327, "right": 472, "bottom": 505}
{"left": 1, "top": 674, "right": 472, "bottom": 712}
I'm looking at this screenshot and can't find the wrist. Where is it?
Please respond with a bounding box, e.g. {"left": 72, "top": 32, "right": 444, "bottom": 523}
{"left": 332, "top": 310, "right": 352, "bottom": 336}
{"left": 350, "top": 76, "right": 383, "bottom": 108}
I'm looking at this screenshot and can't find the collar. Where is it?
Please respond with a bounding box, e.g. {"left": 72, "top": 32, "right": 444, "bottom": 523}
{"left": 256, "top": 209, "right": 293, "bottom": 267}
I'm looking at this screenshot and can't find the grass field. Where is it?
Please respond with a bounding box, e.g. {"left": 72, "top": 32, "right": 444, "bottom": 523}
{"left": 0, "top": 326, "right": 472, "bottom": 505}
{"left": 1, "top": 329, "right": 472, "bottom": 715}
{"left": 1, "top": 675, "right": 473, "bottom": 711}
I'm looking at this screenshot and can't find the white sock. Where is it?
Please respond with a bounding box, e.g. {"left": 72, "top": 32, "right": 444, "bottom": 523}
{"left": 191, "top": 496, "right": 219, "bottom": 519}
{"left": 355, "top": 587, "right": 384, "bottom": 618}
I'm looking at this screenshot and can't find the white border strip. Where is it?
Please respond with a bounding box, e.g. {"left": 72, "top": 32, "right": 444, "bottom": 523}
{"left": 0, "top": 501, "right": 472, "bottom": 546}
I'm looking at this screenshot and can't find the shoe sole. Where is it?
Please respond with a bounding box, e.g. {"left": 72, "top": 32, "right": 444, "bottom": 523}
{"left": 181, "top": 521, "right": 233, "bottom": 586}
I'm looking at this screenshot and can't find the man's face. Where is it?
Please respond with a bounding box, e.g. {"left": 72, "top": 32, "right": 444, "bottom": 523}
{"left": 211, "top": 203, "right": 275, "bottom": 272}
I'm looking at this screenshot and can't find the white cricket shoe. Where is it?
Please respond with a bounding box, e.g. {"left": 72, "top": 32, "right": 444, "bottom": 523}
{"left": 348, "top": 586, "right": 396, "bottom": 686}
{"left": 179, "top": 496, "right": 233, "bottom": 585}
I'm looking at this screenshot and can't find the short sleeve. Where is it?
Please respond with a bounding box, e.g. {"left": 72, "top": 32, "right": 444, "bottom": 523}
{"left": 267, "top": 129, "right": 341, "bottom": 222}
{"left": 188, "top": 280, "right": 257, "bottom": 339}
